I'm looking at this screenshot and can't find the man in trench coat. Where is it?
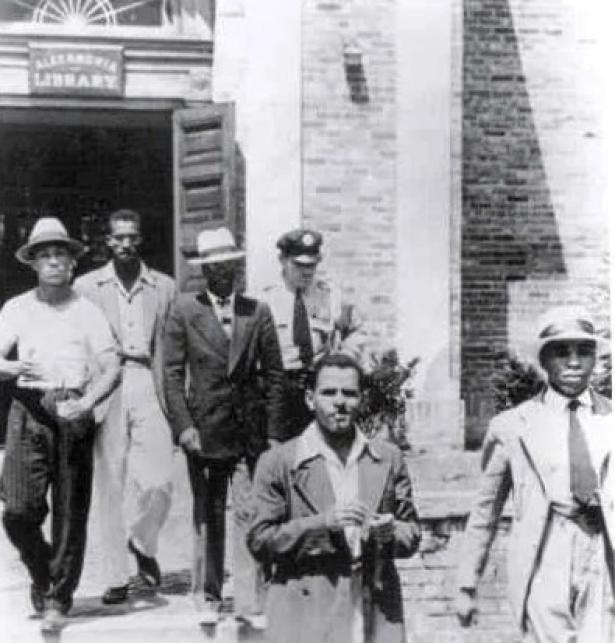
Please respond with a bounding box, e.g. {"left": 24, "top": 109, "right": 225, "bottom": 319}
{"left": 247, "top": 352, "right": 421, "bottom": 643}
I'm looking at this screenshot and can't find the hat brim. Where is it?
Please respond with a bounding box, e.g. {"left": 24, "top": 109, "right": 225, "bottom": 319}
{"left": 187, "top": 249, "right": 246, "bottom": 265}
{"left": 535, "top": 331, "right": 611, "bottom": 359}
{"left": 289, "top": 254, "right": 321, "bottom": 265}
{"left": 15, "top": 237, "right": 85, "bottom": 265}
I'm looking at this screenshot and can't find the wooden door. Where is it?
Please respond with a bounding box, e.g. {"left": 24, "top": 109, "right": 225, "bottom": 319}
{"left": 173, "top": 103, "right": 236, "bottom": 292}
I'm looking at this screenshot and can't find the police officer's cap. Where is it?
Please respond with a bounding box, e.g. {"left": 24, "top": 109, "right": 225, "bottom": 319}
{"left": 277, "top": 229, "right": 323, "bottom": 265}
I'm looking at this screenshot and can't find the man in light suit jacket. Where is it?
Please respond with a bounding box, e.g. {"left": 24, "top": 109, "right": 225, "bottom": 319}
{"left": 74, "top": 209, "right": 176, "bottom": 604}
{"left": 247, "top": 352, "right": 421, "bottom": 643}
{"left": 163, "top": 226, "right": 284, "bottom": 626}
{"left": 456, "top": 307, "right": 613, "bottom": 642}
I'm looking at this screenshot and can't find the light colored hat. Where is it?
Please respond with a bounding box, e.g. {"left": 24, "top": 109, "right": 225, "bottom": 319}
{"left": 15, "top": 217, "right": 85, "bottom": 265}
{"left": 534, "top": 306, "right": 607, "bottom": 360}
{"left": 186, "top": 226, "right": 245, "bottom": 265}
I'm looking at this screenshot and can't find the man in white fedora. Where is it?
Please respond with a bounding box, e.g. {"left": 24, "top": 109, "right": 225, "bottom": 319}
{"left": 0, "top": 218, "right": 120, "bottom": 632}
{"left": 163, "top": 226, "right": 284, "bottom": 627}
{"left": 74, "top": 209, "right": 176, "bottom": 605}
{"left": 456, "top": 306, "right": 614, "bottom": 642}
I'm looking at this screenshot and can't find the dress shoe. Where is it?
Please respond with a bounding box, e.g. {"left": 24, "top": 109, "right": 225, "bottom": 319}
{"left": 40, "top": 606, "right": 65, "bottom": 633}
{"left": 236, "top": 612, "right": 267, "bottom": 631}
{"left": 128, "top": 538, "right": 161, "bottom": 587}
{"left": 30, "top": 584, "right": 47, "bottom": 615}
{"left": 101, "top": 585, "right": 129, "bottom": 605}
{"left": 194, "top": 597, "right": 220, "bottom": 625}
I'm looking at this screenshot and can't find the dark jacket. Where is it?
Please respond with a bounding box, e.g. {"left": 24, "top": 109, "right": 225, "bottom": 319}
{"left": 163, "top": 291, "right": 284, "bottom": 461}
{"left": 247, "top": 433, "right": 421, "bottom": 643}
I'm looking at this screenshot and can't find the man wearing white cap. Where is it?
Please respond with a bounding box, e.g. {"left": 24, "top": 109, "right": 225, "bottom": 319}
{"left": 74, "top": 209, "right": 176, "bottom": 605}
{"left": 0, "top": 218, "right": 120, "bottom": 631}
{"left": 163, "top": 226, "right": 284, "bottom": 626}
{"left": 456, "top": 306, "right": 614, "bottom": 642}
{"left": 261, "top": 228, "right": 367, "bottom": 441}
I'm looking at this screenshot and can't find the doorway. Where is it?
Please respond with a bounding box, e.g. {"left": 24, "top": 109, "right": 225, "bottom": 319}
{"left": 0, "top": 107, "right": 174, "bottom": 441}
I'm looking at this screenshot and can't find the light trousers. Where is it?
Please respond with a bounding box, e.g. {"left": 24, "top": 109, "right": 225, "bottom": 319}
{"left": 94, "top": 365, "right": 174, "bottom": 587}
{"left": 524, "top": 512, "right": 614, "bottom": 643}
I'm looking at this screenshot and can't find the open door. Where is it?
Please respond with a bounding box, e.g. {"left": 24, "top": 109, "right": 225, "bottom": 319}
{"left": 173, "top": 103, "right": 236, "bottom": 292}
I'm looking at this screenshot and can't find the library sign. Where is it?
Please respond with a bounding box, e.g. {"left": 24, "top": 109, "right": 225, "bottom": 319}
{"left": 29, "top": 46, "right": 124, "bottom": 97}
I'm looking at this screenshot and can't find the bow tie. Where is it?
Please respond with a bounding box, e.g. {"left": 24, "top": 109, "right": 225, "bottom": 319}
{"left": 215, "top": 296, "right": 231, "bottom": 307}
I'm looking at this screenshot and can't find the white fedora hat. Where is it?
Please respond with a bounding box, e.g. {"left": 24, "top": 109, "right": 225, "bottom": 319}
{"left": 534, "top": 306, "right": 609, "bottom": 361}
{"left": 15, "top": 217, "right": 85, "bottom": 265}
{"left": 186, "top": 226, "right": 245, "bottom": 265}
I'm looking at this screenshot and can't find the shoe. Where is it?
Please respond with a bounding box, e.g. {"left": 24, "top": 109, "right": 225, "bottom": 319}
{"left": 40, "top": 606, "right": 65, "bottom": 633}
{"left": 236, "top": 612, "right": 267, "bottom": 630}
{"left": 196, "top": 598, "right": 220, "bottom": 625}
{"left": 30, "top": 584, "right": 47, "bottom": 615}
{"left": 101, "top": 585, "right": 129, "bottom": 605}
{"left": 128, "top": 539, "right": 161, "bottom": 587}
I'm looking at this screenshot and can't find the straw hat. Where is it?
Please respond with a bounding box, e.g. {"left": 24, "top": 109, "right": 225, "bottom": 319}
{"left": 534, "top": 306, "right": 608, "bottom": 362}
{"left": 186, "top": 227, "right": 245, "bottom": 265}
{"left": 15, "top": 217, "right": 85, "bottom": 265}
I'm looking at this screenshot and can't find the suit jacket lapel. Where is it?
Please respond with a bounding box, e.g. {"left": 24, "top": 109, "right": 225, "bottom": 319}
{"left": 291, "top": 457, "right": 336, "bottom": 514}
{"left": 142, "top": 281, "right": 158, "bottom": 347}
{"left": 359, "top": 448, "right": 389, "bottom": 516}
{"left": 191, "top": 293, "right": 230, "bottom": 358}
{"left": 519, "top": 396, "right": 568, "bottom": 496}
{"left": 228, "top": 295, "right": 256, "bottom": 375}
{"left": 98, "top": 280, "right": 121, "bottom": 339}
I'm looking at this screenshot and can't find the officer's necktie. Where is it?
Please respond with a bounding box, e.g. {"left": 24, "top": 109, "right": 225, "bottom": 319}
{"left": 293, "top": 289, "right": 314, "bottom": 366}
{"left": 568, "top": 398, "right": 598, "bottom": 505}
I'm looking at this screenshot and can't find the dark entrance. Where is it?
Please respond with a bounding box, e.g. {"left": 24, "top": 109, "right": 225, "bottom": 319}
{"left": 0, "top": 107, "right": 174, "bottom": 442}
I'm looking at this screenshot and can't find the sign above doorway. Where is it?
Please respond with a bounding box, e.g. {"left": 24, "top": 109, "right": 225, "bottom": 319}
{"left": 29, "top": 44, "right": 123, "bottom": 97}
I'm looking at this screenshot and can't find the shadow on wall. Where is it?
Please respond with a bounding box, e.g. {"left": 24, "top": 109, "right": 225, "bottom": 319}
{"left": 461, "top": 0, "right": 566, "bottom": 448}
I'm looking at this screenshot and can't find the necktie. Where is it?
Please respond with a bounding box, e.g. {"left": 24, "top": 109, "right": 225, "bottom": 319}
{"left": 568, "top": 399, "right": 598, "bottom": 505}
{"left": 293, "top": 289, "right": 314, "bottom": 366}
{"left": 216, "top": 296, "right": 230, "bottom": 307}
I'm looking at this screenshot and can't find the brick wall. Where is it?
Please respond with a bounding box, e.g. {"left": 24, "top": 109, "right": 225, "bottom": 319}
{"left": 301, "top": 0, "right": 397, "bottom": 347}
{"left": 402, "top": 516, "right": 518, "bottom": 642}
{"left": 460, "top": 0, "right": 610, "bottom": 446}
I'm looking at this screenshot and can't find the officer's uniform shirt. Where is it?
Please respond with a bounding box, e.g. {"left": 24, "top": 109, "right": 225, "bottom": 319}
{"left": 262, "top": 279, "right": 363, "bottom": 370}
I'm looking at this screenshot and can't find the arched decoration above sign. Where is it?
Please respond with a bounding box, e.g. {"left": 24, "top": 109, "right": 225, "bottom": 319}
{"left": 0, "top": 0, "right": 168, "bottom": 27}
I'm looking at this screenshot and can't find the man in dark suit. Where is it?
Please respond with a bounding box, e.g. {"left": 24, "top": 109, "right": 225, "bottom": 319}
{"left": 163, "top": 226, "right": 283, "bottom": 626}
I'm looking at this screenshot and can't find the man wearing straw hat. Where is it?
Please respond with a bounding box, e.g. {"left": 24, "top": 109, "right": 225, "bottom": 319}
{"left": 0, "top": 217, "right": 120, "bottom": 632}
{"left": 163, "top": 226, "right": 284, "bottom": 627}
{"left": 74, "top": 209, "right": 176, "bottom": 605}
{"left": 456, "top": 306, "right": 614, "bottom": 642}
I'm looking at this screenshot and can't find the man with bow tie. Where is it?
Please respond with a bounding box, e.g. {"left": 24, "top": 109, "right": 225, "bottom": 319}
{"left": 261, "top": 228, "right": 368, "bottom": 442}
{"left": 456, "top": 307, "right": 614, "bottom": 642}
{"left": 163, "top": 226, "right": 284, "bottom": 627}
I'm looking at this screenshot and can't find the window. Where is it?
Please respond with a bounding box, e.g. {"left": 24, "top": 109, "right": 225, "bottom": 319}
{"left": 0, "top": 1, "right": 170, "bottom": 27}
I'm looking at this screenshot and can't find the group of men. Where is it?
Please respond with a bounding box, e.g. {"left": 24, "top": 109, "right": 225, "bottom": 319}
{"left": 0, "top": 212, "right": 613, "bottom": 643}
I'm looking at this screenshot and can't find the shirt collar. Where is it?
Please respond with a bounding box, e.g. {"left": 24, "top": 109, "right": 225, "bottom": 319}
{"left": 207, "top": 289, "right": 235, "bottom": 309}
{"left": 543, "top": 385, "right": 592, "bottom": 413}
{"left": 293, "top": 421, "right": 380, "bottom": 469}
{"left": 100, "top": 261, "right": 154, "bottom": 287}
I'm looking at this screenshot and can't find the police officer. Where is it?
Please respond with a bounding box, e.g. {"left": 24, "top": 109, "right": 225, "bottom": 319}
{"left": 262, "top": 228, "right": 366, "bottom": 441}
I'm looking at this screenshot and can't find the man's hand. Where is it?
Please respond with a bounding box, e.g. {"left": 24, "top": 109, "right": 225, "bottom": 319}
{"left": 281, "top": 345, "right": 303, "bottom": 371}
{"left": 179, "top": 426, "right": 202, "bottom": 455}
{"left": 6, "top": 360, "right": 44, "bottom": 381}
{"left": 455, "top": 588, "right": 478, "bottom": 627}
{"left": 369, "top": 513, "right": 395, "bottom": 546}
{"left": 325, "top": 501, "right": 369, "bottom": 532}
{"left": 56, "top": 397, "right": 93, "bottom": 421}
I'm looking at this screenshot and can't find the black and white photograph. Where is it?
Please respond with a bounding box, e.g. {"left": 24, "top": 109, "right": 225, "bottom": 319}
{"left": 0, "top": 1, "right": 613, "bottom": 641}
